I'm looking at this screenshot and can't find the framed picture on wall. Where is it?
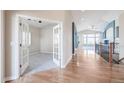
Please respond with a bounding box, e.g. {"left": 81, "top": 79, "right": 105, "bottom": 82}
{"left": 116, "top": 26, "right": 119, "bottom": 38}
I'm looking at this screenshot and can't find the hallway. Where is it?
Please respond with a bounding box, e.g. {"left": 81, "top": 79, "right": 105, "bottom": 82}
{"left": 8, "top": 48, "right": 124, "bottom": 83}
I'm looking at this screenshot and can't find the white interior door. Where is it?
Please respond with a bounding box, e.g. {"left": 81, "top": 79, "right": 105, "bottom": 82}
{"left": 53, "top": 24, "right": 61, "bottom": 67}
{"left": 19, "top": 18, "right": 30, "bottom": 75}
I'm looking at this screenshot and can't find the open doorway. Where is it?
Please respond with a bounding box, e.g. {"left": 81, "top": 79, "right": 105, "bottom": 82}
{"left": 78, "top": 32, "right": 100, "bottom": 54}
{"left": 82, "top": 34, "right": 100, "bottom": 50}
{"left": 17, "top": 15, "right": 63, "bottom": 76}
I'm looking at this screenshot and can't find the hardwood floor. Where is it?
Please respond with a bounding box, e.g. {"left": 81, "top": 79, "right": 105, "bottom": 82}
{"left": 8, "top": 48, "right": 124, "bottom": 83}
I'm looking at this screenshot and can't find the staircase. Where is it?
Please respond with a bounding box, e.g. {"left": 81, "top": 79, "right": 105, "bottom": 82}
{"left": 95, "top": 42, "right": 122, "bottom": 64}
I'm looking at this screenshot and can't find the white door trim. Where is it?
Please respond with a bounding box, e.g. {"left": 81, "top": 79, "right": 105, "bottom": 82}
{"left": 53, "top": 24, "right": 63, "bottom": 67}
{"left": 14, "top": 14, "right": 63, "bottom": 79}
{"left": 19, "top": 19, "right": 30, "bottom": 75}
{"left": 0, "top": 10, "right": 5, "bottom": 83}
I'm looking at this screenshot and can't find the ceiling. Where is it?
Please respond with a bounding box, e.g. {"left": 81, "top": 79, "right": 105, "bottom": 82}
{"left": 22, "top": 16, "right": 57, "bottom": 28}
{"left": 72, "top": 10, "right": 124, "bottom": 32}
{"left": 20, "top": 10, "right": 124, "bottom": 32}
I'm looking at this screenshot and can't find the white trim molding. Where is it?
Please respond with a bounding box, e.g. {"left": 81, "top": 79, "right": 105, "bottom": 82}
{"left": 14, "top": 14, "right": 63, "bottom": 80}
{"left": 0, "top": 10, "right": 5, "bottom": 83}
{"left": 5, "top": 75, "right": 19, "bottom": 82}
{"left": 40, "top": 51, "right": 53, "bottom": 54}
{"left": 61, "top": 55, "right": 72, "bottom": 68}
{"left": 29, "top": 50, "right": 41, "bottom": 56}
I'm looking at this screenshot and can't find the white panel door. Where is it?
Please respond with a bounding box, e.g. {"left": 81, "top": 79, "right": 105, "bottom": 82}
{"left": 53, "top": 24, "right": 61, "bottom": 67}
{"left": 19, "top": 19, "right": 30, "bottom": 75}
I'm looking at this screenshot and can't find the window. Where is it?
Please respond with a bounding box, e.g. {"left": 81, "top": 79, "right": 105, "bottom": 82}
{"left": 87, "top": 37, "right": 95, "bottom": 45}
{"left": 83, "top": 35, "right": 87, "bottom": 45}
{"left": 83, "top": 33, "right": 100, "bottom": 45}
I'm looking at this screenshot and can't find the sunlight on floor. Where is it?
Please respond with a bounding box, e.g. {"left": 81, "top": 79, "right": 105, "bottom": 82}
{"left": 82, "top": 45, "right": 95, "bottom": 54}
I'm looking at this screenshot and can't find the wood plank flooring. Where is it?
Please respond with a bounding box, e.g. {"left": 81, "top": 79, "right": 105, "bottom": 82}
{"left": 8, "top": 48, "right": 124, "bottom": 83}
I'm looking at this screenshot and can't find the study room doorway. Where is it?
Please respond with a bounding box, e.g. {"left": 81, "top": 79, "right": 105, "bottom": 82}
{"left": 16, "top": 15, "right": 63, "bottom": 76}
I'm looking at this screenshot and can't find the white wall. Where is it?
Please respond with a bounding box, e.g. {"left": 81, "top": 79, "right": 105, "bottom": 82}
{"left": 119, "top": 13, "right": 124, "bottom": 59}
{"left": 40, "top": 25, "right": 53, "bottom": 53}
{"left": 5, "top": 10, "right": 73, "bottom": 80}
{"left": 106, "top": 28, "right": 114, "bottom": 42}
{"left": 0, "top": 10, "right": 5, "bottom": 82}
{"left": 62, "top": 11, "right": 73, "bottom": 67}
{"left": 115, "top": 18, "right": 119, "bottom": 44}
{"left": 28, "top": 25, "right": 53, "bottom": 55}
{"left": 29, "top": 26, "right": 40, "bottom": 55}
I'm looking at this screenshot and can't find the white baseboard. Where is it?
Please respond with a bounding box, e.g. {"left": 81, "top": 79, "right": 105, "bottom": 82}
{"left": 1, "top": 78, "right": 5, "bottom": 83}
{"left": 30, "top": 51, "right": 40, "bottom": 56}
{"left": 40, "top": 51, "right": 53, "bottom": 54}
{"left": 5, "top": 75, "right": 19, "bottom": 82}
{"left": 61, "top": 55, "right": 72, "bottom": 68}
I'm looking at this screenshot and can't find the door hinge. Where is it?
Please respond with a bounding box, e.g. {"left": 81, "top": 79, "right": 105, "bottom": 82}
{"left": 20, "top": 44, "right": 22, "bottom": 47}
{"left": 20, "top": 64, "right": 22, "bottom": 68}
{"left": 19, "top": 23, "right": 22, "bottom": 26}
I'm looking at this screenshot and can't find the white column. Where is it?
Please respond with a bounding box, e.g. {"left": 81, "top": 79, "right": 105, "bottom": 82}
{"left": 0, "top": 10, "right": 4, "bottom": 83}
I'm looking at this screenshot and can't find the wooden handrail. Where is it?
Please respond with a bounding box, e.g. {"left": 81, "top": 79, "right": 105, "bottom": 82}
{"left": 99, "top": 43, "right": 119, "bottom": 45}
{"left": 95, "top": 42, "right": 120, "bottom": 64}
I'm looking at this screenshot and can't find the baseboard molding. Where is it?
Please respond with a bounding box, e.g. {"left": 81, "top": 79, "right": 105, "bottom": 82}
{"left": 40, "top": 51, "right": 53, "bottom": 54}
{"left": 1, "top": 78, "right": 5, "bottom": 83}
{"left": 30, "top": 51, "right": 40, "bottom": 56}
{"left": 5, "top": 75, "right": 19, "bottom": 82}
{"left": 61, "top": 55, "right": 72, "bottom": 68}
{"left": 72, "top": 53, "right": 76, "bottom": 56}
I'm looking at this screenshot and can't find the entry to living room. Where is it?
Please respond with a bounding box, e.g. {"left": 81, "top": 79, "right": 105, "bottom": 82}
{"left": 18, "top": 16, "right": 62, "bottom": 75}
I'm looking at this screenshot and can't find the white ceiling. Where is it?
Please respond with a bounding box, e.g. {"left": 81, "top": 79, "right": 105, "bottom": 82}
{"left": 71, "top": 10, "right": 124, "bottom": 32}
{"left": 22, "top": 17, "right": 57, "bottom": 28}
{"left": 20, "top": 10, "right": 124, "bottom": 32}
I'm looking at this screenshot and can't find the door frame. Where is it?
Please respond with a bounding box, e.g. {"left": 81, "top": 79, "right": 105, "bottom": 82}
{"left": 14, "top": 14, "right": 63, "bottom": 78}
{"left": 0, "top": 10, "right": 4, "bottom": 83}
{"left": 53, "top": 24, "right": 62, "bottom": 67}
{"left": 18, "top": 18, "right": 30, "bottom": 75}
